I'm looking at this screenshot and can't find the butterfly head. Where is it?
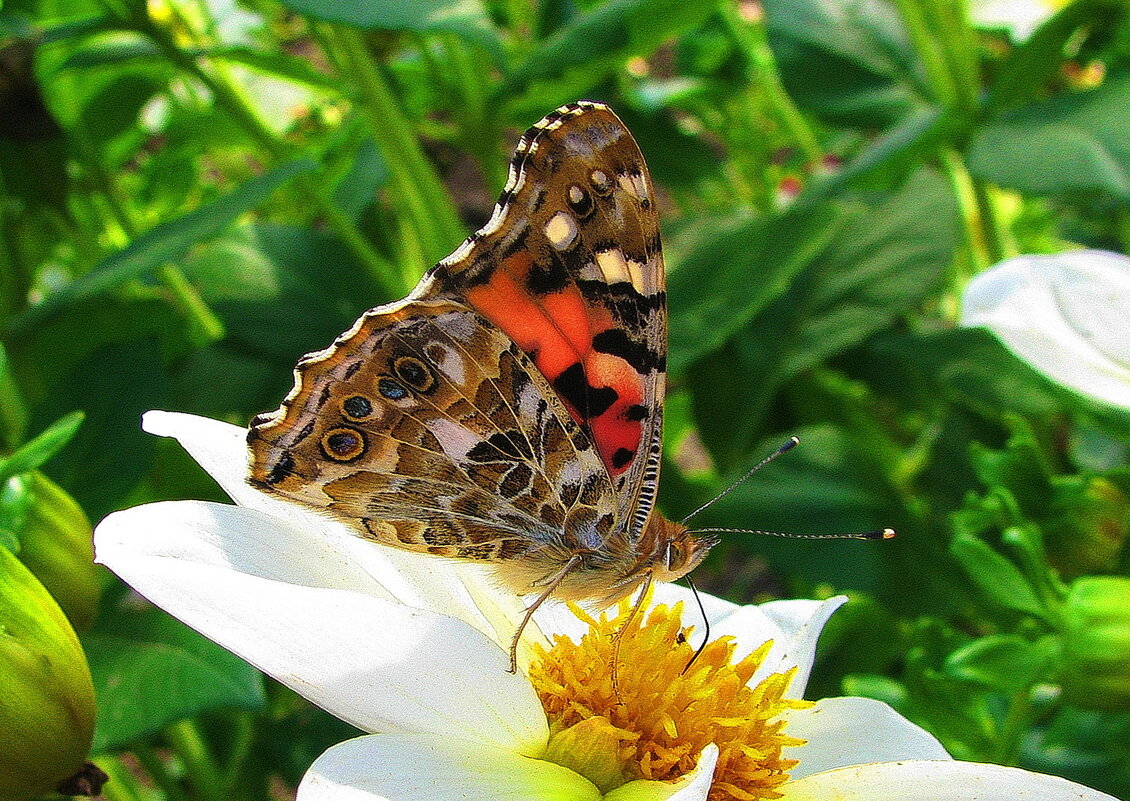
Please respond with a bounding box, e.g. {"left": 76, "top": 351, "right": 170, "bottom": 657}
{"left": 651, "top": 517, "right": 716, "bottom": 584}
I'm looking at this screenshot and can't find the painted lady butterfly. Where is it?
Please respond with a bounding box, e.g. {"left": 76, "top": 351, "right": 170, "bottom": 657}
{"left": 247, "top": 102, "right": 714, "bottom": 666}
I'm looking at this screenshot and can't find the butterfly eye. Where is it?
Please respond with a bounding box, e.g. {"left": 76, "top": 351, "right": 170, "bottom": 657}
{"left": 392, "top": 355, "right": 436, "bottom": 393}
{"left": 566, "top": 185, "right": 594, "bottom": 218}
{"left": 321, "top": 427, "right": 366, "bottom": 462}
{"left": 341, "top": 395, "right": 373, "bottom": 420}
{"left": 590, "top": 169, "right": 614, "bottom": 196}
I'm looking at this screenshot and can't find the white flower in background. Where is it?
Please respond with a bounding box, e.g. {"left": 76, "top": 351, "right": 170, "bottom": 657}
{"left": 968, "top": 0, "right": 1061, "bottom": 40}
{"left": 961, "top": 250, "right": 1130, "bottom": 410}
{"left": 94, "top": 412, "right": 1118, "bottom": 800}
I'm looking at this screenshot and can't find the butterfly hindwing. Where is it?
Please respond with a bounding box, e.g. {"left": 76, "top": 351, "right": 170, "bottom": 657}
{"left": 247, "top": 297, "right": 618, "bottom": 590}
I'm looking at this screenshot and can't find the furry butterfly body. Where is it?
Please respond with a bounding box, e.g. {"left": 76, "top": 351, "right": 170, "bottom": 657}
{"left": 247, "top": 102, "right": 712, "bottom": 616}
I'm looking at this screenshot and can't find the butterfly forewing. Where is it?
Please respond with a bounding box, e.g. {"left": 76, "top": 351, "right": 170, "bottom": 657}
{"left": 427, "top": 102, "right": 667, "bottom": 540}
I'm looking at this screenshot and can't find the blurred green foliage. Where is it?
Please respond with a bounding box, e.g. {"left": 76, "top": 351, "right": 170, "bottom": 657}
{"left": 1, "top": 0, "right": 1129, "bottom": 797}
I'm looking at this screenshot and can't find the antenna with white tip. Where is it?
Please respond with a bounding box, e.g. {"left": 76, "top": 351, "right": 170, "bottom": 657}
{"left": 680, "top": 436, "right": 897, "bottom": 541}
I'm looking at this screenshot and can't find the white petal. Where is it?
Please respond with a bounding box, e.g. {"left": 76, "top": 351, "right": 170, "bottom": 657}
{"left": 784, "top": 697, "right": 950, "bottom": 780}
{"left": 298, "top": 734, "right": 599, "bottom": 801}
{"left": 96, "top": 500, "right": 397, "bottom": 599}
{"left": 961, "top": 251, "right": 1130, "bottom": 409}
{"left": 969, "top": 0, "right": 1056, "bottom": 40}
{"left": 780, "top": 759, "right": 1118, "bottom": 800}
{"left": 141, "top": 411, "right": 537, "bottom": 650}
{"left": 95, "top": 503, "right": 547, "bottom": 753}
{"left": 650, "top": 582, "right": 739, "bottom": 624}
{"left": 713, "top": 597, "right": 847, "bottom": 696}
{"left": 531, "top": 583, "right": 736, "bottom": 646}
{"left": 604, "top": 744, "right": 717, "bottom": 801}
{"left": 142, "top": 410, "right": 258, "bottom": 506}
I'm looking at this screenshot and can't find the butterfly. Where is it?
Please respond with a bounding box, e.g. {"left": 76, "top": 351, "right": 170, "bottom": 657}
{"left": 246, "top": 101, "right": 715, "bottom": 668}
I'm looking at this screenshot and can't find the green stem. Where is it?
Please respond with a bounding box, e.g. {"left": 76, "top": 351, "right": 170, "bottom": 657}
{"left": 165, "top": 718, "right": 227, "bottom": 801}
{"left": 134, "top": 6, "right": 398, "bottom": 295}
{"left": 994, "top": 689, "right": 1034, "bottom": 766}
{"left": 68, "top": 116, "right": 227, "bottom": 345}
{"left": 330, "top": 26, "right": 466, "bottom": 271}
{"left": 133, "top": 743, "right": 191, "bottom": 801}
{"left": 1116, "top": 206, "right": 1130, "bottom": 253}
{"left": 926, "top": 0, "right": 980, "bottom": 114}
{"left": 970, "top": 178, "right": 1015, "bottom": 264}
{"left": 893, "top": 0, "right": 960, "bottom": 110}
{"left": 219, "top": 711, "right": 257, "bottom": 788}
{"left": 94, "top": 756, "right": 147, "bottom": 801}
{"left": 719, "top": 2, "right": 822, "bottom": 164}
{"left": 446, "top": 35, "right": 507, "bottom": 190}
{"left": 938, "top": 149, "right": 991, "bottom": 310}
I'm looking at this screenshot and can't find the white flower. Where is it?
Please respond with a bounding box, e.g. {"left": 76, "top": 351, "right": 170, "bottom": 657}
{"left": 94, "top": 412, "right": 1118, "bottom": 800}
{"left": 961, "top": 250, "right": 1130, "bottom": 410}
{"left": 968, "top": 0, "right": 1060, "bottom": 40}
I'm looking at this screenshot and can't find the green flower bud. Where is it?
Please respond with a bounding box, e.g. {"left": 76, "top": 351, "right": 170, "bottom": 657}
{"left": 0, "top": 545, "right": 95, "bottom": 800}
{"left": 7, "top": 472, "right": 100, "bottom": 630}
{"left": 1061, "top": 576, "right": 1130, "bottom": 711}
{"left": 1048, "top": 476, "right": 1129, "bottom": 578}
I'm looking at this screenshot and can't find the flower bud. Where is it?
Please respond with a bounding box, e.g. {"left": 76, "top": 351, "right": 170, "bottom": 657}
{"left": 6, "top": 472, "right": 100, "bottom": 630}
{"left": 0, "top": 545, "right": 96, "bottom": 800}
{"left": 1047, "top": 476, "right": 1129, "bottom": 577}
{"left": 1061, "top": 576, "right": 1130, "bottom": 710}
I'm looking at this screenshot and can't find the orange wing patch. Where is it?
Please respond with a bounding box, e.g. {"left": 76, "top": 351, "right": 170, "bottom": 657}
{"left": 464, "top": 251, "right": 647, "bottom": 478}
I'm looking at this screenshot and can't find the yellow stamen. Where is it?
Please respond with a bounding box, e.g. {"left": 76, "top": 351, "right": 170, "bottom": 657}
{"left": 528, "top": 599, "right": 812, "bottom": 799}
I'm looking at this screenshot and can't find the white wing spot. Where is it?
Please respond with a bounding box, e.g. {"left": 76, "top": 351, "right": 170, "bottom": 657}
{"left": 426, "top": 418, "right": 481, "bottom": 461}
{"left": 627, "top": 257, "right": 645, "bottom": 290}
{"left": 617, "top": 172, "right": 640, "bottom": 198}
{"left": 544, "top": 211, "right": 578, "bottom": 250}
{"left": 596, "top": 249, "right": 631, "bottom": 285}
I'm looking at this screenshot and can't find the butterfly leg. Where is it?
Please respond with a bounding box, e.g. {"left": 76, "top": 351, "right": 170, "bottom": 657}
{"left": 508, "top": 552, "right": 585, "bottom": 673}
{"left": 610, "top": 570, "right": 654, "bottom": 702}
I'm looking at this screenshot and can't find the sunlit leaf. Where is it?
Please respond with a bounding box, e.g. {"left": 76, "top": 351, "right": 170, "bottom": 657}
{"left": 969, "top": 72, "right": 1130, "bottom": 202}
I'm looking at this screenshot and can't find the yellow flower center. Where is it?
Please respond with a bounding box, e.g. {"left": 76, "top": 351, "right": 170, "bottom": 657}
{"left": 527, "top": 599, "right": 811, "bottom": 800}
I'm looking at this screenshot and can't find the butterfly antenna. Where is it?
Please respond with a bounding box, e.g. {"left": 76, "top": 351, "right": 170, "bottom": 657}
{"left": 680, "top": 437, "right": 801, "bottom": 525}
{"left": 687, "top": 526, "right": 896, "bottom": 540}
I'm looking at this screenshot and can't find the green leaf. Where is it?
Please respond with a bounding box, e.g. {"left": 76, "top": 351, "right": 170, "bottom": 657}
{"left": 949, "top": 534, "right": 1049, "bottom": 621}
{"left": 279, "top": 0, "right": 501, "bottom": 58}
{"left": 687, "top": 425, "right": 904, "bottom": 596}
{"left": 691, "top": 167, "right": 958, "bottom": 466}
{"left": 503, "top": 0, "right": 718, "bottom": 97}
{"left": 856, "top": 327, "right": 1066, "bottom": 422}
{"left": 668, "top": 203, "right": 841, "bottom": 372}
{"left": 6, "top": 158, "right": 316, "bottom": 335}
{"left": 183, "top": 222, "right": 381, "bottom": 361}
{"left": 85, "top": 607, "right": 265, "bottom": 752}
{"left": 28, "top": 342, "right": 168, "bottom": 520}
{"left": 986, "top": 0, "right": 1127, "bottom": 112}
{"left": 333, "top": 139, "right": 390, "bottom": 222}
{"left": 763, "top": 0, "right": 928, "bottom": 127}
{"left": 213, "top": 46, "right": 347, "bottom": 93}
{"left": 842, "top": 674, "right": 907, "bottom": 706}
{"left": 57, "top": 37, "right": 163, "bottom": 70}
{"left": 0, "top": 412, "right": 84, "bottom": 486}
{"left": 0, "top": 345, "right": 27, "bottom": 448}
{"left": 803, "top": 107, "right": 951, "bottom": 201}
{"left": 968, "top": 71, "right": 1130, "bottom": 202}
{"left": 945, "top": 634, "right": 1059, "bottom": 693}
